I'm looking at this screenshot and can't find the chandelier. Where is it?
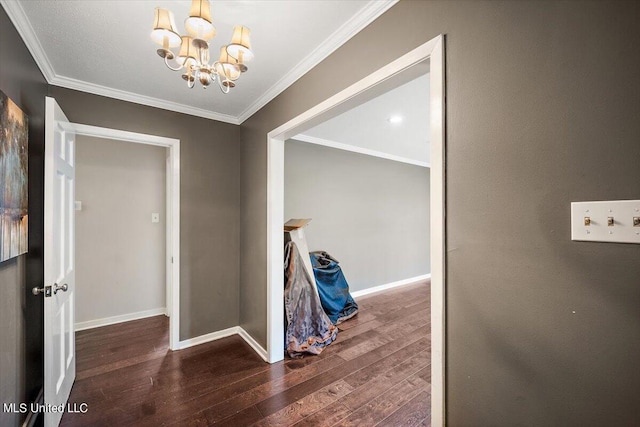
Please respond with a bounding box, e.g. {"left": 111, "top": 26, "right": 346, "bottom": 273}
{"left": 150, "top": 0, "right": 253, "bottom": 93}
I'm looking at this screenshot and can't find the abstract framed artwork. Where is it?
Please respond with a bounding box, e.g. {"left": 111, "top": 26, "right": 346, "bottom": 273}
{"left": 0, "top": 89, "right": 28, "bottom": 262}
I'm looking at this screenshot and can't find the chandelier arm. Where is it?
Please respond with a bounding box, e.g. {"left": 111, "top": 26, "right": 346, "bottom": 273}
{"left": 218, "top": 77, "right": 230, "bottom": 94}
{"left": 212, "top": 62, "right": 231, "bottom": 94}
{"left": 164, "top": 55, "right": 184, "bottom": 71}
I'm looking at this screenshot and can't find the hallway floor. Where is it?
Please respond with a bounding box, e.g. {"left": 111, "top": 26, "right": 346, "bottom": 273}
{"left": 61, "top": 280, "right": 431, "bottom": 426}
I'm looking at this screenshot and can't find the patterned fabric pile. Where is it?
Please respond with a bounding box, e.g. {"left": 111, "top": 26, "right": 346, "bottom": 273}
{"left": 284, "top": 241, "right": 338, "bottom": 358}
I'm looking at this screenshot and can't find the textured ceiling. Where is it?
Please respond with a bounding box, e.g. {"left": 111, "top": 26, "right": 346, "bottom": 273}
{"left": 5, "top": 0, "right": 396, "bottom": 123}
{"left": 299, "top": 73, "right": 430, "bottom": 164}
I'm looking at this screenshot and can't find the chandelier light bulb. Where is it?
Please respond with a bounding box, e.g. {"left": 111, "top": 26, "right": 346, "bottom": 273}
{"left": 216, "top": 46, "right": 241, "bottom": 81}
{"left": 185, "top": 0, "right": 216, "bottom": 41}
{"left": 227, "top": 25, "right": 253, "bottom": 65}
{"left": 176, "top": 36, "right": 196, "bottom": 65}
{"left": 151, "top": 8, "right": 181, "bottom": 48}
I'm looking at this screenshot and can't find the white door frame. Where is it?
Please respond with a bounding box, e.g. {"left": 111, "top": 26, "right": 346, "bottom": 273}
{"left": 266, "top": 35, "right": 446, "bottom": 425}
{"left": 70, "top": 123, "right": 182, "bottom": 351}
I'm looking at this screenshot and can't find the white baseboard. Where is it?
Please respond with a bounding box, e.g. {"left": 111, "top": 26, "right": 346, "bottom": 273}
{"left": 351, "top": 274, "right": 431, "bottom": 299}
{"left": 175, "top": 326, "right": 269, "bottom": 363}
{"left": 237, "top": 327, "right": 269, "bottom": 362}
{"left": 75, "top": 307, "right": 167, "bottom": 331}
{"left": 175, "top": 326, "right": 238, "bottom": 350}
{"left": 77, "top": 310, "right": 269, "bottom": 361}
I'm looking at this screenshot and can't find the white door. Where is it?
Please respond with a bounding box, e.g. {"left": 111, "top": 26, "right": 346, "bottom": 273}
{"left": 42, "top": 97, "right": 76, "bottom": 427}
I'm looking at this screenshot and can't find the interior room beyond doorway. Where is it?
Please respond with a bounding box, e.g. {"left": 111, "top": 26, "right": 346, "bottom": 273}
{"left": 284, "top": 71, "right": 431, "bottom": 298}
{"left": 74, "top": 136, "right": 167, "bottom": 332}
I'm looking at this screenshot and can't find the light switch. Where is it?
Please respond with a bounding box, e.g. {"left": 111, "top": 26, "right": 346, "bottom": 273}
{"left": 75, "top": 201, "right": 82, "bottom": 211}
{"left": 152, "top": 213, "right": 160, "bottom": 223}
{"left": 571, "top": 200, "right": 640, "bottom": 244}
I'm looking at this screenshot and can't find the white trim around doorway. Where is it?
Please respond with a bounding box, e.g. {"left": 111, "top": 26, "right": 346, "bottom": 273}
{"left": 266, "top": 35, "right": 446, "bottom": 426}
{"left": 70, "top": 123, "right": 182, "bottom": 351}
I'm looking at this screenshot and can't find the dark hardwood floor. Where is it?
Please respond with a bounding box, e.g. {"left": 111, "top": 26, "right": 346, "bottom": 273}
{"left": 61, "top": 280, "right": 431, "bottom": 426}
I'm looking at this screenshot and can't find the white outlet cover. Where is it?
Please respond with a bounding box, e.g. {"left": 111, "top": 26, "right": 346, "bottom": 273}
{"left": 571, "top": 200, "right": 640, "bottom": 244}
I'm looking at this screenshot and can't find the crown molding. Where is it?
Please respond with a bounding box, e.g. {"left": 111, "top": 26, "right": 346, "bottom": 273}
{"left": 236, "top": 0, "right": 399, "bottom": 124}
{"left": 293, "top": 134, "right": 430, "bottom": 168}
{"left": 49, "top": 74, "right": 240, "bottom": 124}
{"left": 2, "top": 0, "right": 398, "bottom": 126}
{"left": 2, "top": 0, "right": 237, "bottom": 124}
{"left": 1, "top": 0, "right": 56, "bottom": 81}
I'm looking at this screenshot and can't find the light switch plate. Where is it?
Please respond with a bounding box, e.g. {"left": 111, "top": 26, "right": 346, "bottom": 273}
{"left": 152, "top": 213, "right": 160, "bottom": 223}
{"left": 75, "top": 201, "right": 82, "bottom": 211}
{"left": 571, "top": 200, "right": 640, "bottom": 244}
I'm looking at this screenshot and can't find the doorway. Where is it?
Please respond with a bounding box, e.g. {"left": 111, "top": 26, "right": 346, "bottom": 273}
{"left": 265, "top": 35, "right": 445, "bottom": 425}
{"left": 284, "top": 71, "right": 431, "bottom": 297}
{"left": 70, "top": 123, "right": 181, "bottom": 350}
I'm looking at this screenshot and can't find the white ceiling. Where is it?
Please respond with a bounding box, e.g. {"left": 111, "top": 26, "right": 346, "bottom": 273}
{"left": 2, "top": 0, "right": 397, "bottom": 124}
{"left": 295, "top": 72, "right": 430, "bottom": 165}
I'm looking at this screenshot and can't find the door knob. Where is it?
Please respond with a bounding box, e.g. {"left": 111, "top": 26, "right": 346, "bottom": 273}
{"left": 53, "top": 283, "right": 68, "bottom": 294}
{"left": 32, "top": 286, "right": 52, "bottom": 297}
{"left": 32, "top": 284, "right": 67, "bottom": 297}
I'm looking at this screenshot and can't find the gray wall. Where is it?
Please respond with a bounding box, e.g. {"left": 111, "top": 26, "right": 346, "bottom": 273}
{"left": 2, "top": 7, "right": 241, "bottom": 420}
{"left": 0, "top": 257, "right": 26, "bottom": 427}
{"left": 50, "top": 87, "right": 240, "bottom": 341}
{"left": 4, "top": 1, "right": 640, "bottom": 425}
{"left": 75, "top": 136, "right": 166, "bottom": 325}
{"left": 240, "top": 1, "right": 640, "bottom": 425}
{"left": 0, "top": 6, "right": 48, "bottom": 427}
{"left": 284, "top": 140, "right": 430, "bottom": 293}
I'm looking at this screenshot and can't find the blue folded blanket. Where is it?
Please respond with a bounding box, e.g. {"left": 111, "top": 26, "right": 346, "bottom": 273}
{"left": 310, "top": 251, "right": 359, "bottom": 324}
